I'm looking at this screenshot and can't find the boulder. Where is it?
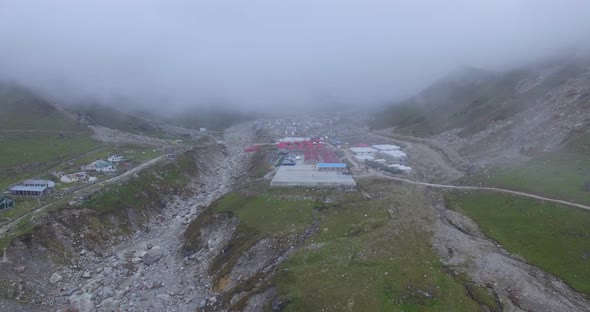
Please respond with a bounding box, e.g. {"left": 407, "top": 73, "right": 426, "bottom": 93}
{"left": 156, "top": 293, "right": 172, "bottom": 306}
{"left": 50, "top": 272, "right": 63, "bottom": 284}
{"left": 143, "top": 246, "right": 163, "bottom": 265}
{"left": 99, "top": 297, "right": 120, "bottom": 312}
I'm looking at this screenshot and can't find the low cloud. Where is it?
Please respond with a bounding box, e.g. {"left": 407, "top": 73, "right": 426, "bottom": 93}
{"left": 1, "top": 0, "right": 589, "bottom": 113}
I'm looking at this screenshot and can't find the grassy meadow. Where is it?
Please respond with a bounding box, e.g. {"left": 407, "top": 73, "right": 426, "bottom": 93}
{"left": 446, "top": 191, "right": 590, "bottom": 296}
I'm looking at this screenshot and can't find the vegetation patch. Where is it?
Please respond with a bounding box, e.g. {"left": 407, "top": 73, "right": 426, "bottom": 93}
{"left": 479, "top": 151, "right": 590, "bottom": 205}
{"left": 446, "top": 191, "right": 590, "bottom": 296}
{"left": 247, "top": 147, "right": 276, "bottom": 179}
{"left": 0, "top": 197, "right": 43, "bottom": 225}
{"left": 0, "top": 132, "right": 100, "bottom": 190}
{"left": 85, "top": 153, "right": 195, "bottom": 214}
{"left": 274, "top": 180, "right": 488, "bottom": 311}
{"left": 211, "top": 192, "right": 318, "bottom": 235}
{"left": 0, "top": 217, "right": 36, "bottom": 250}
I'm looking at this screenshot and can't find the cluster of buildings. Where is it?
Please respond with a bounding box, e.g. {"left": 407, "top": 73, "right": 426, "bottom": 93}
{"left": 270, "top": 137, "right": 355, "bottom": 187}
{"left": 350, "top": 144, "right": 412, "bottom": 174}
{"left": 53, "top": 154, "right": 124, "bottom": 185}
{"left": 255, "top": 117, "right": 339, "bottom": 141}
{"left": 1, "top": 155, "right": 128, "bottom": 211}
{"left": 81, "top": 159, "right": 117, "bottom": 173}
{"left": 56, "top": 171, "right": 98, "bottom": 184}
{"left": 0, "top": 154, "right": 129, "bottom": 212}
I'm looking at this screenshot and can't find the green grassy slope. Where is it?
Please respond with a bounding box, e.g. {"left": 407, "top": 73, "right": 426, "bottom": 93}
{"left": 274, "top": 181, "right": 496, "bottom": 311}
{"left": 211, "top": 192, "right": 317, "bottom": 235}
{"left": 191, "top": 176, "right": 497, "bottom": 310}
{"left": 182, "top": 180, "right": 498, "bottom": 310}
{"left": 72, "top": 104, "right": 168, "bottom": 137}
{"left": 0, "top": 86, "right": 88, "bottom": 132}
{"left": 446, "top": 191, "right": 590, "bottom": 296}
{"left": 85, "top": 151, "right": 196, "bottom": 214}
{"left": 467, "top": 130, "right": 590, "bottom": 206}
{"left": 0, "top": 86, "right": 101, "bottom": 189}
{"left": 0, "top": 133, "right": 99, "bottom": 188}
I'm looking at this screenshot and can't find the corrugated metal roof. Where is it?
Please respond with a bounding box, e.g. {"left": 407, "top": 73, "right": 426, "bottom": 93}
{"left": 317, "top": 163, "right": 347, "bottom": 168}
{"left": 10, "top": 185, "right": 47, "bottom": 192}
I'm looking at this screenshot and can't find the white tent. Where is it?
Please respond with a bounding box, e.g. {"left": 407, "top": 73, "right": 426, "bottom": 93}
{"left": 388, "top": 164, "right": 412, "bottom": 174}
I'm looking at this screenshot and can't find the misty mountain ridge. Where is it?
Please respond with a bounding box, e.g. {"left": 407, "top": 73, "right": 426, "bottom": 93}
{"left": 371, "top": 57, "right": 590, "bottom": 162}
{"left": 0, "top": 83, "right": 253, "bottom": 137}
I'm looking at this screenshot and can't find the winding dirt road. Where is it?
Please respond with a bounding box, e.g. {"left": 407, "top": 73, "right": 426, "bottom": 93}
{"left": 365, "top": 173, "right": 590, "bottom": 211}
{"left": 340, "top": 141, "right": 590, "bottom": 211}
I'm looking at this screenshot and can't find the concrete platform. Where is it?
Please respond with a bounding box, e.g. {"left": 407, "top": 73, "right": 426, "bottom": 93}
{"left": 270, "top": 164, "right": 356, "bottom": 187}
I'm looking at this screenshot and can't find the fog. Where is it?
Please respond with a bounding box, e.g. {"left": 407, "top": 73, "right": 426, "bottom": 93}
{"left": 1, "top": 0, "right": 590, "bottom": 113}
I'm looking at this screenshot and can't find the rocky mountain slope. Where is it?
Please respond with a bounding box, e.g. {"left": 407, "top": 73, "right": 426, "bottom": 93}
{"left": 371, "top": 57, "right": 590, "bottom": 163}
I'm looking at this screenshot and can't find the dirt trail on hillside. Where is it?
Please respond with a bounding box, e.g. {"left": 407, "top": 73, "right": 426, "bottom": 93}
{"left": 355, "top": 130, "right": 590, "bottom": 210}
{"left": 356, "top": 171, "right": 590, "bottom": 211}
{"left": 56, "top": 124, "right": 254, "bottom": 312}
{"left": 89, "top": 125, "right": 174, "bottom": 147}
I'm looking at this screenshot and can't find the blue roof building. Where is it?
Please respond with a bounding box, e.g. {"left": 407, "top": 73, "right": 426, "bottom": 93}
{"left": 317, "top": 163, "right": 347, "bottom": 169}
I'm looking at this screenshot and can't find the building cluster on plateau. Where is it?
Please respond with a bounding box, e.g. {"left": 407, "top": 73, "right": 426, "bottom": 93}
{"left": 269, "top": 137, "right": 355, "bottom": 187}
{"left": 2, "top": 155, "right": 128, "bottom": 210}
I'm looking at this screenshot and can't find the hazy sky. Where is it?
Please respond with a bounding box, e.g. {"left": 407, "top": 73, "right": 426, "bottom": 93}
{"left": 1, "top": 0, "right": 589, "bottom": 113}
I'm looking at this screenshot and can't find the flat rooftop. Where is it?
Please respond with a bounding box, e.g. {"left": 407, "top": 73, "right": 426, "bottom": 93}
{"left": 270, "top": 164, "right": 356, "bottom": 187}
{"left": 10, "top": 185, "right": 47, "bottom": 192}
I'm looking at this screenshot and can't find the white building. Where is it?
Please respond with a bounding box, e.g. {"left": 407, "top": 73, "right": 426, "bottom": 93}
{"left": 354, "top": 155, "right": 374, "bottom": 161}
{"left": 107, "top": 155, "right": 124, "bottom": 162}
{"left": 379, "top": 150, "right": 408, "bottom": 161}
{"left": 82, "top": 160, "right": 117, "bottom": 172}
{"left": 388, "top": 164, "right": 412, "bottom": 174}
{"left": 278, "top": 137, "right": 310, "bottom": 143}
{"left": 60, "top": 172, "right": 88, "bottom": 183}
{"left": 372, "top": 144, "right": 401, "bottom": 151}
{"left": 285, "top": 126, "right": 297, "bottom": 136}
